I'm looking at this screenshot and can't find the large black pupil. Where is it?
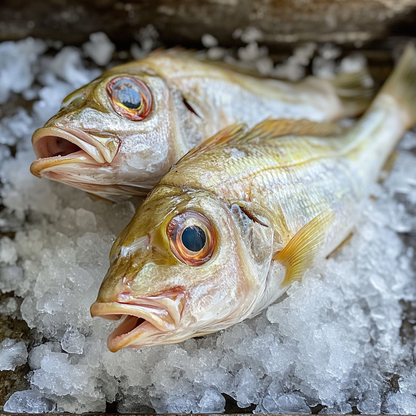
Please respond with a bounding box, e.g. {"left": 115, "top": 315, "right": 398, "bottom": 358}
{"left": 116, "top": 82, "right": 142, "bottom": 110}
{"left": 181, "top": 226, "right": 206, "bottom": 252}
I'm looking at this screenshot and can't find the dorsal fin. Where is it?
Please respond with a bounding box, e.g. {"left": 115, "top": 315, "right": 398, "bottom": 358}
{"left": 178, "top": 119, "right": 342, "bottom": 164}
{"left": 177, "top": 123, "right": 246, "bottom": 163}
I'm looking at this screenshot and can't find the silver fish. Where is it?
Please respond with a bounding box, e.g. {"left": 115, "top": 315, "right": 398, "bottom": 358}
{"left": 31, "top": 50, "right": 373, "bottom": 200}
{"left": 90, "top": 45, "right": 416, "bottom": 351}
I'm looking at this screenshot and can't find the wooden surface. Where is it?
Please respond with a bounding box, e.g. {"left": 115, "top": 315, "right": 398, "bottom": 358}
{"left": 0, "top": 0, "right": 415, "bottom": 48}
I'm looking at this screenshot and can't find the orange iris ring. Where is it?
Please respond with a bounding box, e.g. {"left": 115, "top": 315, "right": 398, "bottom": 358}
{"left": 106, "top": 76, "right": 152, "bottom": 121}
{"left": 167, "top": 210, "right": 215, "bottom": 267}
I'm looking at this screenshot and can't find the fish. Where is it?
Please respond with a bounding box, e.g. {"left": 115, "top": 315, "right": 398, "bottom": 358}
{"left": 30, "top": 49, "right": 373, "bottom": 201}
{"left": 89, "top": 44, "right": 416, "bottom": 352}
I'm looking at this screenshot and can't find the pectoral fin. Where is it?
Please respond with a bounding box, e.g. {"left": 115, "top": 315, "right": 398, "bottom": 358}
{"left": 274, "top": 209, "right": 335, "bottom": 286}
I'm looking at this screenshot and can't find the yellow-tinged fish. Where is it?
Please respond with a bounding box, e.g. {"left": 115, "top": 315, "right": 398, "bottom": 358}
{"left": 90, "top": 45, "right": 416, "bottom": 351}
{"left": 30, "top": 50, "right": 373, "bottom": 200}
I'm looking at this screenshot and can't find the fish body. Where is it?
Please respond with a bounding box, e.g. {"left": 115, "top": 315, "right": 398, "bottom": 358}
{"left": 30, "top": 50, "right": 372, "bottom": 200}
{"left": 90, "top": 45, "right": 416, "bottom": 351}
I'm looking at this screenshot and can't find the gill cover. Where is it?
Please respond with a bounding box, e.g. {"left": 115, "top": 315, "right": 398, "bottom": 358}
{"left": 230, "top": 202, "right": 275, "bottom": 281}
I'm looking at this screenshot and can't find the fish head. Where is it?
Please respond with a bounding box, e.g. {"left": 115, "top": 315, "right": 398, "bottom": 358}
{"left": 30, "top": 63, "right": 206, "bottom": 200}
{"left": 90, "top": 187, "right": 276, "bottom": 351}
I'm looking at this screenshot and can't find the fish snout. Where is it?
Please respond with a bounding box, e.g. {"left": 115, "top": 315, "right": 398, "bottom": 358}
{"left": 90, "top": 287, "right": 187, "bottom": 351}
{"left": 94, "top": 261, "right": 132, "bottom": 305}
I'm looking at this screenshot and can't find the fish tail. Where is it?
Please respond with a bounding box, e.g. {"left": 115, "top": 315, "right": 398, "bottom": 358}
{"left": 380, "top": 43, "right": 416, "bottom": 130}
{"left": 330, "top": 68, "right": 375, "bottom": 117}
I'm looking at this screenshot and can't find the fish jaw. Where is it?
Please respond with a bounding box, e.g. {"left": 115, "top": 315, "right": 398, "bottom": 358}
{"left": 90, "top": 289, "right": 186, "bottom": 351}
{"left": 31, "top": 126, "right": 120, "bottom": 175}
{"left": 30, "top": 126, "right": 157, "bottom": 199}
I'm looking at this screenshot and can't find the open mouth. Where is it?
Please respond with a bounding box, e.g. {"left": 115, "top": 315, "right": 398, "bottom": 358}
{"left": 107, "top": 315, "right": 154, "bottom": 351}
{"left": 30, "top": 126, "right": 120, "bottom": 177}
{"left": 90, "top": 295, "right": 185, "bottom": 351}
{"left": 36, "top": 135, "right": 82, "bottom": 157}
{"left": 113, "top": 316, "right": 146, "bottom": 335}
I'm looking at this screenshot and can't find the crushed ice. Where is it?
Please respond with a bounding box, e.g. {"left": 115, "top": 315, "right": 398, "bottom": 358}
{"left": 0, "top": 338, "right": 28, "bottom": 371}
{"left": 0, "top": 35, "right": 416, "bottom": 414}
{"left": 83, "top": 32, "right": 115, "bottom": 66}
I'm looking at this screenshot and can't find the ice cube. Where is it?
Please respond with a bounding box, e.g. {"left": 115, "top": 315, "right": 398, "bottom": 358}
{"left": 0, "top": 38, "right": 46, "bottom": 104}
{"left": 61, "top": 327, "right": 86, "bottom": 354}
{"left": 83, "top": 32, "right": 115, "bottom": 66}
{"left": 0, "top": 297, "right": 19, "bottom": 315}
{"left": 29, "top": 343, "right": 59, "bottom": 370}
{"left": 383, "top": 392, "right": 416, "bottom": 414}
{"left": 202, "top": 34, "right": 218, "bottom": 48}
{"left": 0, "top": 236, "right": 18, "bottom": 265}
{"left": 3, "top": 390, "right": 56, "bottom": 413}
{"left": 50, "top": 46, "right": 99, "bottom": 88}
{"left": 198, "top": 388, "right": 226, "bottom": 413}
{"left": 0, "top": 265, "right": 24, "bottom": 292}
{"left": 76, "top": 208, "right": 97, "bottom": 232}
{"left": 259, "top": 393, "right": 311, "bottom": 414}
{"left": 0, "top": 338, "right": 28, "bottom": 370}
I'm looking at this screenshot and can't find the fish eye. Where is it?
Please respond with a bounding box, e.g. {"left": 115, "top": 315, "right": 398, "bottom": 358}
{"left": 167, "top": 210, "right": 215, "bottom": 266}
{"left": 106, "top": 76, "right": 152, "bottom": 121}
{"left": 182, "top": 226, "right": 206, "bottom": 252}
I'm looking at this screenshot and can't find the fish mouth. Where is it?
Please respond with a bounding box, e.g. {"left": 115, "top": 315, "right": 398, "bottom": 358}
{"left": 90, "top": 291, "right": 185, "bottom": 351}
{"left": 30, "top": 126, "right": 120, "bottom": 177}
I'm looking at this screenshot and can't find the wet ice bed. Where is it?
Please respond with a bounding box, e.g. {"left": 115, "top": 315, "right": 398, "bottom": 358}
{"left": 1, "top": 34, "right": 416, "bottom": 414}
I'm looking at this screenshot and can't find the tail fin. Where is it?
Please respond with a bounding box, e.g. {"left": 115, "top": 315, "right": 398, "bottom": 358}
{"left": 380, "top": 43, "right": 416, "bottom": 129}
{"left": 330, "top": 68, "right": 375, "bottom": 117}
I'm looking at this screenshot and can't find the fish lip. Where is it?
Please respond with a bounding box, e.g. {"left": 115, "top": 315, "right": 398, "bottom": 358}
{"left": 30, "top": 151, "right": 98, "bottom": 178}
{"left": 91, "top": 302, "right": 168, "bottom": 352}
{"left": 108, "top": 315, "right": 158, "bottom": 352}
{"left": 31, "top": 126, "right": 120, "bottom": 177}
{"left": 90, "top": 290, "right": 186, "bottom": 352}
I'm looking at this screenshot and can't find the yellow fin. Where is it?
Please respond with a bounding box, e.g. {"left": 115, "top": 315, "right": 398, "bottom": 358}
{"left": 177, "top": 123, "right": 246, "bottom": 163}
{"left": 178, "top": 119, "right": 342, "bottom": 164}
{"left": 274, "top": 209, "right": 335, "bottom": 286}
